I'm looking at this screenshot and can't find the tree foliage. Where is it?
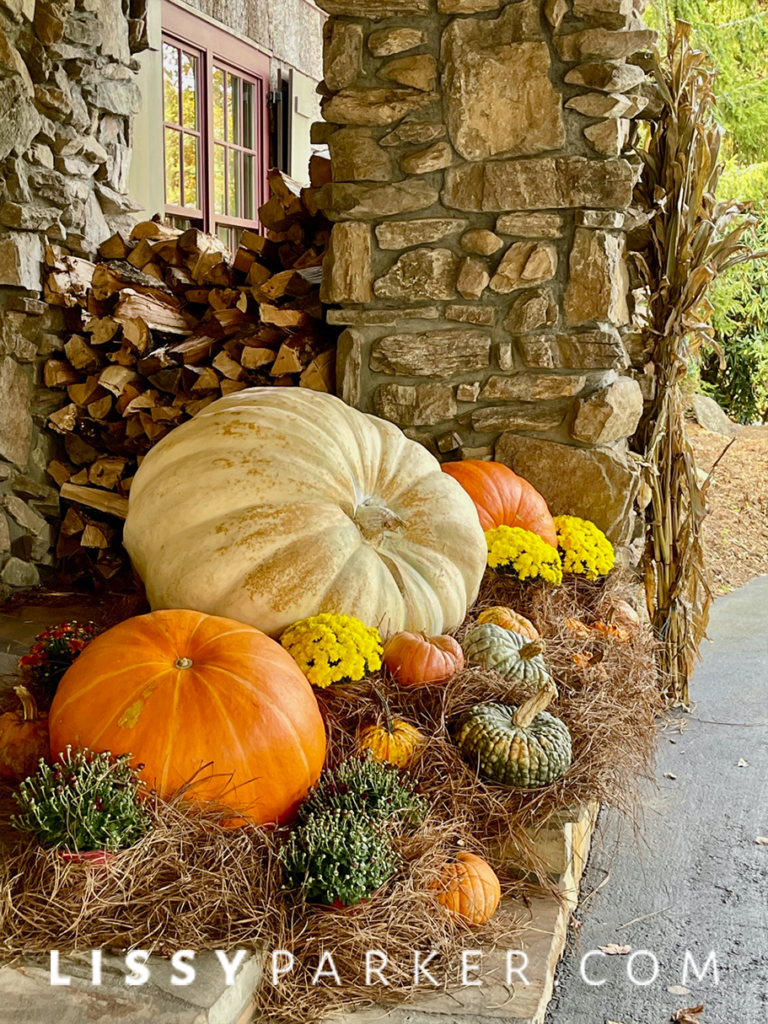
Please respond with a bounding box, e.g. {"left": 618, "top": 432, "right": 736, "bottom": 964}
{"left": 649, "top": 0, "right": 768, "bottom": 162}
{"left": 649, "top": 0, "right": 768, "bottom": 422}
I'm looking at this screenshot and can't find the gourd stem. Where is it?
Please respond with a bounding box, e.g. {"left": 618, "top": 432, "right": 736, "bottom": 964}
{"left": 513, "top": 679, "right": 557, "bottom": 730}
{"left": 14, "top": 685, "right": 39, "bottom": 722}
{"left": 373, "top": 687, "right": 395, "bottom": 735}
{"left": 520, "top": 638, "right": 547, "bottom": 660}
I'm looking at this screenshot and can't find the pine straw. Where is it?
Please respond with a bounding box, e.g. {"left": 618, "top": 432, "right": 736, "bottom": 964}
{"left": 319, "top": 570, "right": 663, "bottom": 842}
{"left": 0, "top": 570, "right": 662, "bottom": 1023}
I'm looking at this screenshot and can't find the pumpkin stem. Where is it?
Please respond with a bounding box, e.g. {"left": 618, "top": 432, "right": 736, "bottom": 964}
{"left": 513, "top": 679, "right": 558, "bottom": 730}
{"left": 372, "top": 687, "right": 395, "bottom": 735}
{"left": 354, "top": 499, "right": 405, "bottom": 543}
{"left": 14, "top": 685, "right": 40, "bottom": 722}
{"left": 520, "top": 638, "right": 547, "bottom": 660}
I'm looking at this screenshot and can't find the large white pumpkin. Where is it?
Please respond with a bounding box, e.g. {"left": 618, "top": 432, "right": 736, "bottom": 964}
{"left": 123, "top": 389, "right": 487, "bottom": 638}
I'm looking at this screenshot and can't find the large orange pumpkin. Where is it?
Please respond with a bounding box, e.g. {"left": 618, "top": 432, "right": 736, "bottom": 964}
{"left": 432, "top": 851, "right": 501, "bottom": 926}
{"left": 383, "top": 631, "right": 464, "bottom": 687}
{"left": 48, "top": 610, "right": 327, "bottom": 825}
{"left": 442, "top": 460, "right": 557, "bottom": 548}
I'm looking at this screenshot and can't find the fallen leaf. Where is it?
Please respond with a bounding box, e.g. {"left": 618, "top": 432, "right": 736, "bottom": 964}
{"left": 606, "top": 1020, "right": 626, "bottom": 1024}
{"left": 668, "top": 985, "right": 692, "bottom": 995}
{"left": 590, "top": 621, "right": 631, "bottom": 642}
{"left": 672, "top": 1005, "right": 705, "bottom": 1023}
{"left": 737, "top": 758, "right": 749, "bottom": 768}
{"left": 664, "top": 772, "right": 677, "bottom": 780}
{"left": 756, "top": 836, "right": 768, "bottom": 845}
{"left": 598, "top": 943, "right": 632, "bottom": 955}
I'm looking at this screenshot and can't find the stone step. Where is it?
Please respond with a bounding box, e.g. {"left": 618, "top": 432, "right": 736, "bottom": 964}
{"left": 0, "top": 950, "right": 264, "bottom": 1024}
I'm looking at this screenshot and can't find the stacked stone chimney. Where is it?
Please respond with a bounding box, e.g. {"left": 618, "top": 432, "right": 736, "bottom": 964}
{"left": 315, "top": 0, "right": 656, "bottom": 549}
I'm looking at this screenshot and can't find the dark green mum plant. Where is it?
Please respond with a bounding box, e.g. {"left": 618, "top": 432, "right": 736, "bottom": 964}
{"left": 12, "top": 746, "right": 152, "bottom": 852}
{"left": 279, "top": 807, "right": 401, "bottom": 907}
{"left": 298, "top": 751, "right": 427, "bottom": 827}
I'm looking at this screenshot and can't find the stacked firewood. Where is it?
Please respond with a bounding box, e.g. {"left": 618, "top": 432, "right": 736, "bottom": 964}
{"left": 41, "top": 160, "right": 337, "bottom": 580}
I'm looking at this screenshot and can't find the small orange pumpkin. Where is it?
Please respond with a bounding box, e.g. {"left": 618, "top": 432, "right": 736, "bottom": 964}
{"left": 477, "top": 606, "right": 539, "bottom": 641}
{"left": 432, "top": 851, "right": 501, "bottom": 926}
{"left": 0, "top": 686, "right": 49, "bottom": 781}
{"left": 383, "top": 631, "right": 464, "bottom": 688}
{"left": 359, "top": 691, "right": 425, "bottom": 767}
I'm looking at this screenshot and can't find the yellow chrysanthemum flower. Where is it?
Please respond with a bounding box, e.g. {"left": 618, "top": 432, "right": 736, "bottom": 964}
{"left": 485, "top": 526, "right": 563, "bottom": 585}
{"left": 553, "top": 515, "right": 615, "bottom": 581}
{"left": 280, "top": 613, "right": 383, "bottom": 689}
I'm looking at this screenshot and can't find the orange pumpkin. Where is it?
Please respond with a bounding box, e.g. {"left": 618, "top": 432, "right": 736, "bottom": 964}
{"left": 476, "top": 606, "right": 539, "bottom": 641}
{"left": 359, "top": 691, "right": 425, "bottom": 767}
{"left": 442, "top": 460, "right": 557, "bottom": 548}
{"left": 383, "top": 631, "right": 464, "bottom": 687}
{"left": 0, "top": 686, "right": 49, "bottom": 781}
{"left": 432, "top": 851, "right": 501, "bottom": 926}
{"left": 48, "top": 610, "right": 327, "bottom": 825}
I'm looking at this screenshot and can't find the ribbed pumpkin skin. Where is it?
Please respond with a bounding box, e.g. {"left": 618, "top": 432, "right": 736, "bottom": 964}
{"left": 0, "top": 692, "right": 49, "bottom": 781}
{"left": 383, "top": 632, "right": 464, "bottom": 687}
{"left": 48, "top": 610, "right": 327, "bottom": 824}
{"left": 441, "top": 460, "right": 557, "bottom": 547}
{"left": 477, "top": 606, "right": 539, "bottom": 641}
{"left": 462, "top": 623, "right": 550, "bottom": 686}
{"left": 433, "top": 852, "right": 501, "bottom": 926}
{"left": 359, "top": 718, "right": 424, "bottom": 767}
{"left": 123, "top": 389, "right": 487, "bottom": 639}
{"left": 455, "top": 702, "right": 572, "bottom": 788}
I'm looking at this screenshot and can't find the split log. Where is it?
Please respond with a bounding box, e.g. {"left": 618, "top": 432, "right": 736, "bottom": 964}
{"left": 42, "top": 163, "right": 339, "bottom": 577}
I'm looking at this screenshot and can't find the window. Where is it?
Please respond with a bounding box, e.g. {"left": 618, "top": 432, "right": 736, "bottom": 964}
{"left": 161, "top": 1, "right": 270, "bottom": 248}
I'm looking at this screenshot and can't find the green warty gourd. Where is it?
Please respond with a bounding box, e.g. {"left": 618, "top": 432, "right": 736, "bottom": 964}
{"left": 462, "top": 622, "right": 550, "bottom": 686}
{"left": 454, "top": 683, "right": 572, "bottom": 789}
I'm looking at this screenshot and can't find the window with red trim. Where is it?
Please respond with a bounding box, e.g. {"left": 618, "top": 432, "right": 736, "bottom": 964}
{"left": 161, "top": 1, "right": 270, "bottom": 251}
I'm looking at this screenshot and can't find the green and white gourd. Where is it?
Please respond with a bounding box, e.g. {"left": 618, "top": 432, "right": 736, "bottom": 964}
{"left": 454, "top": 681, "right": 572, "bottom": 789}
{"left": 462, "top": 622, "right": 550, "bottom": 686}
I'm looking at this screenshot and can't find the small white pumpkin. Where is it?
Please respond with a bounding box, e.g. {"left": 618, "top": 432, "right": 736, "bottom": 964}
{"left": 124, "top": 389, "right": 487, "bottom": 638}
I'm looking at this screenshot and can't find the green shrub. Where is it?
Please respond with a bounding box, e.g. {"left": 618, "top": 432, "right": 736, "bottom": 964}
{"left": 298, "top": 752, "right": 427, "bottom": 827}
{"left": 279, "top": 808, "right": 401, "bottom": 906}
{"left": 12, "top": 747, "right": 152, "bottom": 852}
{"left": 702, "top": 212, "right": 768, "bottom": 423}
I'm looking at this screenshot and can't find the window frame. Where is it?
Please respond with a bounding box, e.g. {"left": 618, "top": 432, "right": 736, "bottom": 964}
{"left": 161, "top": 0, "right": 271, "bottom": 238}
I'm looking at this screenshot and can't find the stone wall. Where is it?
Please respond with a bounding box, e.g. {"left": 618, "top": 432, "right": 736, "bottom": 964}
{"left": 315, "top": 0, "right": 656, "bottom": 548}
{"left": 0, "top": 0, "right": 145, "bottom": 597}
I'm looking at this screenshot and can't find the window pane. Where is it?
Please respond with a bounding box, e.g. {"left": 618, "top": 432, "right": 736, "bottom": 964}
{"left": 227, "top": 74, "right": 240, "bottom": 144}
{"left": 183, "top": 134, "right": 198, "bottom": 209}
{"left": 244, "top": 153, "right": 255, "bottom": 219}
{"left": 243, "top": 82, "right": 255, "bottom": 150}
{"left": 164, "top": 127, "right": 181, "bottom": 206}
{"left": 214, "top": 144, "right": 226, "bottom": 214}
{"left": 217, "top": 224, "right": 232, "bottom": 248}
{"left": 180, "top": 52, "right": 197, "bottom": 130}
{"left": 163, "top": 44, "right": 180, "bottom": 125}
{"left": 213, "top": 67, "right": 225, "bottom": 140}
{"left": 228, "top": 148, "right": 240, "bottom": 217}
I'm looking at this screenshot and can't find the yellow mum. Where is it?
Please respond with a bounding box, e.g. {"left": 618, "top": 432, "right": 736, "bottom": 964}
{"left": 280, "top": 613, "right": 383, "bottom": 689}
{"left": 485, "top": 526, "right": 563, "bottom": 585}
{"left": 554, "top": 515, "right": 615, "bottom": 581}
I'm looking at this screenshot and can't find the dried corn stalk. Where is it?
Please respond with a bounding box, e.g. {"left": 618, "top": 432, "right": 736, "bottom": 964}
{"left": 632, "top": 21, "right": 765, "bottom": 702}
